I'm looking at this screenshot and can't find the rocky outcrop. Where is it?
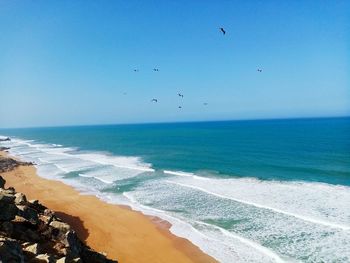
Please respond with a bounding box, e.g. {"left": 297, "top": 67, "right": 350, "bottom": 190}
{"left": 0, "top": 137, "right": 10, "bottom": 142}
{"left": 0, "top": 161, "right": 117, "bottom": 262}
{"left": 0, "top": 146, "right": 10, "bottom": 151}
{"left": 0, "top": 156, "right": 34, "bottom": 173}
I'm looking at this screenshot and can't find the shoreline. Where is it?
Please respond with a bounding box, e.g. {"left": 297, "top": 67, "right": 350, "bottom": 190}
{"left": 0, "top": 151, "right": 217, "bottom": 263}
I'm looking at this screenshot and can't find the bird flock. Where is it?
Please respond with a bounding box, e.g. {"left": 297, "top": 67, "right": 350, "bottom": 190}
{"left": 128, "top": 27, "right": 262, "bottom": 110}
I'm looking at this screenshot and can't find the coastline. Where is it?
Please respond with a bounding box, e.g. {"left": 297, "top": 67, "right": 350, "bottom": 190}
{"left": 0, "top": 151, "right": 217, "bottom": 263}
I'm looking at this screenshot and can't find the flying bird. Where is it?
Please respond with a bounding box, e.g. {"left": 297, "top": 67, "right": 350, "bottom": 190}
{"left": 151, "top": 99, "right": 158, "bottom": 102}
{"left": 134, "top": 69, "right": 139, "bottom": 72}
{"left": 203, "top": 102, "right": 208, "bottom": 106}
{"left": 178, "top": 106, "right": 182, "bottom": 109}
{"left": 153, "top": 68, "right": 159, "bottom": 72}
{"left": 178, "top": 93, "right": 184, "bottom": 98}
{"left": 220, "top": 27, "right": 226, "bottom": 35}
{"left": 257, "top": 69, "right": 263, "bottom": 72}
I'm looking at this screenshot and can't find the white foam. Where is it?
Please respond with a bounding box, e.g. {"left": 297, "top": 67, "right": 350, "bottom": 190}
{"left": 75, "top": 153, "right": 154, "bottom": 172}
{"left": 78, "top": 164, "right": 146, "bottom": 184}
{"left": 123, "top": 192, "right": 286, "bottom": 263}
{"left": 196, "top": 221, "right": 286, "bottom": 263}
{"left": 166, "top": 180, "right": 350, "bottom": 231}
{"left": 163, "top": 170, "right": 210, "bottom": 180}
{"left": 79, "top": 173, "right": 114, "bottom": 184}
{"left": 3, "top": 135, "right": 350, "bottom": 262}
{"left": 4, "top": 137, "right": 154, "bottom": 178}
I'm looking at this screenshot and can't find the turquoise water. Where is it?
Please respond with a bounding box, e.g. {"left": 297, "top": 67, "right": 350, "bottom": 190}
{"left": 1, "top": 117, "right": 350, "bottom": 262}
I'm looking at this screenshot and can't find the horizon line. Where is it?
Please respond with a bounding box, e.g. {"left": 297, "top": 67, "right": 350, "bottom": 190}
{"left": 1, "top": 114, "right": 349, "bottom": 130}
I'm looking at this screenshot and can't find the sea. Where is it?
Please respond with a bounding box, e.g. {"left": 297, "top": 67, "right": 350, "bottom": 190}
{"left": 1, "top": 117, "right": 349, "bottom": 262}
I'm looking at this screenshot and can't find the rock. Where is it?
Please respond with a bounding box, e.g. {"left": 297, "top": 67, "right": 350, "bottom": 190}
{"left": 0, "top": 176, "right": 5, "bottom": 188}
{"left": 39, "top": 215, "right": 53, "bottom": 226}
{"left": 0, "top": 137, "right": 10, "bottom": 141}
{"left": 0, "top": 237, "right": 25, "bottom": 263}
{"left": 43, "top": 209, "right": 54, "bottom": 216}
{"left": 81, "top": 248, "right": 117, "bottom": 263}
{"left": 49, "top": 221, "right": 83, "bottom": 256}
{"left": 57, "top": 257, "right": 82, "bottom": 263}
{"left": 64, "top": 231, "right": 82, "bottom": 256}
{"left": 50, "top": 220, "right": 71, "bottom": 234}
{"left": 23, "top": 243, "right": 39, "bottom": 254}
{"left": 0, "top": 157, "right": 21, "bottom": 173}
{"left": 0, "top": 194, "right": 18, "bottom": 221}
{"left": 29, "top": 199, "right": 47, "bottom": 212}
{"left": 17, "top": 205, "right": 39, "bottom": 225}
{"left": 52, "top": 242, "right": 67, "bottom": 255}
{"left": 24, "top": 229, "right": 41, "bottom": 242}
{"left": 0, "top": 156, "right": 33, "bottom": 173}
{"left": 56, "top": 257, "right": 67, "bottom": 263}
{"left": 6, "top": 187, "right": 16, "bottom": 194}
{"left": 1, "top": 221, "right": 14, "bottom": 235}
{"left": 29, "top": 253, "right": 54, "bottom": 263}
{"left": 39, "top": 209, "right": 55, "bottom": 225}
{"left": 0, "top": 191, "right": 16, "bottom": 203}
{"left": 15, "top": 192, "right": 27, "bottom": 205}
{"left": 0, "top": 146, "right": 10, "bottom": 151}
{"left": 22, "top": 243, "right": 42, "bottom": 261}
{"left": 36, "top": 223, "right": 52, "bottom": 239}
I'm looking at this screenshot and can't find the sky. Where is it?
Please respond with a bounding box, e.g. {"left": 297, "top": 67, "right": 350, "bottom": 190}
{"left": 0, "top": 0, "right": 349, "bottom": 128}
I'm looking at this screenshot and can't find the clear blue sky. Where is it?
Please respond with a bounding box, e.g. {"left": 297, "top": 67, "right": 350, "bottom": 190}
{"left": 0, "top": 0, "right": 349, "bottom": 128}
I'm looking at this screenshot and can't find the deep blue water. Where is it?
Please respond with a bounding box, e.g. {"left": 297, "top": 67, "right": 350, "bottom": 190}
{"left": 2, "top": 117, "right": 350, "bottom": 185}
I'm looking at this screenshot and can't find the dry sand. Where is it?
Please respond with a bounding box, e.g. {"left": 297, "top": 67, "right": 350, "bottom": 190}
{"left": 0, "top": 151, "right": 217, "bottom": 263}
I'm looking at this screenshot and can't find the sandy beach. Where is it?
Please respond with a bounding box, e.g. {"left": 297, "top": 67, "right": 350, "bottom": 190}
{"left": 0, "top": 151, "right": 217, "bottom": 263}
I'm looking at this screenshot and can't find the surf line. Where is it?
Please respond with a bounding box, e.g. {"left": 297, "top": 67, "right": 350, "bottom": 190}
{"left": 196, "top": 221, "right": 286, "bottom": 263}
{"left": 123, "top": 192, "right": 286, "bottom": 263}
{"left": 163, "top": 170, "right": 210, "bottom": 180}
{"left": 13, "top": 138, "right": 155, "bottom": 173}
{"left": 166, "top": 180, "right": 350, "bottom": 231}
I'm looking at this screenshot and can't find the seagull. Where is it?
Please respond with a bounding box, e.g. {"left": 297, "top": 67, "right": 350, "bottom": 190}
{"left": 151, "top": 98, "right": 158, "bottom": 102}
{"left": 178, "top": 93, "right": 184, "bottom": 98}
{"left": 153, "top": 68, "right": 159, "bottom": 72}
{"left": 220, "top": 27, "right": 226, "bottom": 35}
{"left": 203, "top": 102, "right": 208, "bottom": 106}
{"left": 134, "top": 69, "right": 139, "bottom": 72}
{"left": 257, "top": 69, "right": 263, "bottom": 72}
{"left": 178, "top": 106, "right": 182, "bottom": 109}
{"left": 123, "top": 92, "right": 127, "bottom": 95}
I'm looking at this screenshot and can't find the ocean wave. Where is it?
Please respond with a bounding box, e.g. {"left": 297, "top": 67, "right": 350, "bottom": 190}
{"left": 128, "top": 177, "right": 350, "bottom": 262}
{"left": 3, "top": 137, "right": 154, "bottom": 183}
{"left": 2, "top": 136, "right": 350, "bottom": 262}
{"left": 79, "top": 173, "right": 114, "bottom": 184}
{"left": 122, "top": 191, "right": 286, "bottom": 263}
{"left": 163, "top": 170, "right": 210, "bottom": 180}
{"left": 166, "top": 180, "right": 350, "bottom": 231}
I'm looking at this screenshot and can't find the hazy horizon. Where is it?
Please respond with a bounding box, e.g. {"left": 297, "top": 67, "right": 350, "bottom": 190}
{"left": 1, "top": 1, "right": 349, "bottom": 128}
{"left": 0, "top": 115, "right": 349, "bottom": 130}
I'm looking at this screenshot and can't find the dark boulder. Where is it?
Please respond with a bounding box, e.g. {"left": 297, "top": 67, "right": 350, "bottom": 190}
{"left": 0, "top": 147, "right": 10, "bottom": 151}
{"left": 0, "top": 237, "right": 25, "bottom": 263}
{"left": 28, "top": 199, "right": 47, "bottom": 213}
{"left": 1, "top": 221, "right": 14, "bottom": 236}
{"left": 0, "top": 193, "right": 18, "bottom": 221}
{"left": 0, "top": 157, "right": 33, "bottom": 173}
{"left": 17, "top": 205, "right": 39, "bottom": 225}
{"left": 81, "top": 248, "right": 117, "bottom": 263}
{"left": 0, "top": 176, "right": 5, "bottom": 188}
